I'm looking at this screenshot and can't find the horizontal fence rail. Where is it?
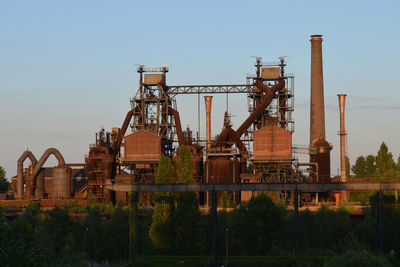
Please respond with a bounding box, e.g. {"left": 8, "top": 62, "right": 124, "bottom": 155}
{"left": 106, "top": 182, "right": 400, "bottom": 192}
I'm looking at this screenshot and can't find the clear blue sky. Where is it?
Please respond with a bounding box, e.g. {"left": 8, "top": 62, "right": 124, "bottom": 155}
{"left": 1, "top": 1, "right": 400, "bottom": 178}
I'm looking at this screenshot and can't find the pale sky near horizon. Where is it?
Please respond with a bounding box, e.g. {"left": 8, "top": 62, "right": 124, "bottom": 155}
{"left": 1, "top": 1, "right": 400, "bottom": 178}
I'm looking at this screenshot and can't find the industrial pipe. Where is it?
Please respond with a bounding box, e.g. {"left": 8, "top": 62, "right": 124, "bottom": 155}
{"left": 205, "top": 96, "right": 213, "bottom": 151}
{"left": 16, "top": 151, "right": 38, "bottom": 199}
{"left": 214, "top": 126, "right": 248, "bottom": 156}
{"left": 32, "top": 148, "right": 65, "bottom": 178}
{"left": 236, "top": 79, "right": 285, "bottom": 137}
{"left": 112, "top": 109, "right": 133, "bottom": 154}
{"left": 169, "top": 107, "right": 184, "bottom": 146}
{"left": 338, "top": 94, "right": 347, "bottom": 182}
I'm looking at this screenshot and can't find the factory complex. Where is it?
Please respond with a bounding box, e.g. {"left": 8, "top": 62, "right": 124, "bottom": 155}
{"left": 1, "top": 35, "right": 359, "bottom": 208}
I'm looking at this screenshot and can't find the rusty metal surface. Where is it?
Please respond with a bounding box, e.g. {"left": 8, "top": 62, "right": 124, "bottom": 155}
{"left": 16, "top": 151, "right": 37, "bottom": 199}
{"left": 112, "top": 109, "right": 133, "bottom": 153}
{"left": 204, "top": 96, "right": 213, "bottom": 150}
{"left": 310, "top": 138, "right": 332, "bottom": 183}
{"left": 261, "top": 67, "right": 281, "bottom": 80}
{"left": 85, "top": 145, "right": 113, "bottom": 200}
{"left": 52, "top": 167, "right": 71, "bottom": 199}
{"left": 213, "top": 126, "right": 248, "bottom": 156}
{"left": 143, "top": 74, "right": 163, "bottom": 85}
{"left": 236, "top": 79, "right": 285, "bottom": 137}
{"left": 16, "top": 148, "right": 65, "bottom": 200}
{"left": 124, "top": 130, "right": 161, "bottom": 161}
{"left": 208, "top": 157, "right": 233, "bottom": 184}
{"left": 253, "top": 126, "right": 292, "bottom": 159}
{"left": 169, "top": 107, "right": 183, "bottom": 145}
{"left": 32, "top": 148, "right": 65, "bottom": 177}
{"left": 338, "top": 94, "right": 347, "bottom": 182}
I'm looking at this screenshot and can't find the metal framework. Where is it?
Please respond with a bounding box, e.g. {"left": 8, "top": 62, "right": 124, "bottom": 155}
{"left": 130, "top": 66, "right": 177, "bottom": 155}
{"left": 168, "top": 84, "right": 253, "bottom": 95}
{"left": 122, "top": 160, "right": 158, "bottom": 208}
{"left": 247, "top": 76, "right": 295, "bottom": 133}
{"left": 251, "top": 159, "right": 295, "bottom": 183}
{"left": 292, "top": 145, "right": 317, "bottom": 155}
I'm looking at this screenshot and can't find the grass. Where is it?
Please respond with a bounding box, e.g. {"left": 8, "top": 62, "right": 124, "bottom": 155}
{"left": 128, "top": 255, "right": 330, "bottom": 267}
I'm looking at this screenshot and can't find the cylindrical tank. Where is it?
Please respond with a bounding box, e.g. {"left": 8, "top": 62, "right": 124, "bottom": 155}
{"left": 208, "top": 157, "right": 233, "bottom": 184}
{"left": 52, "top": 167, "right": 71, "bottom": 199}
{"left": 207, "top": 157, "right": 235, "bottom": 205}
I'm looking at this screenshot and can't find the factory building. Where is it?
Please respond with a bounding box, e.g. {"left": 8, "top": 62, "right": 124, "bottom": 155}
{"left": 3, "top": 35, "right": 342, "bottom": 207}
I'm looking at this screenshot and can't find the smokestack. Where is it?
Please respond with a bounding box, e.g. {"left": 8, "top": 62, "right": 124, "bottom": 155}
{"left": 205, "top": 96, "right": 213, "bottom": 151}
{"left": 338, "top": 94, "right": 347, "bottom": 182}
{"left": 310, "top": 34, "right": 326, "bottom": 143}
{"left": 309, "top": 34, "right": 332, "bottom": 183}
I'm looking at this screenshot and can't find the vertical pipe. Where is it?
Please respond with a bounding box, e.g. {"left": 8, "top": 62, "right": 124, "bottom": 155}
{"left": 204, "top": 96, "right": 213, "bottom": 151}
{"left": 198, "top": 93, "right": 200, "bottom": 143}
{"left": 338, "top": 94, "right": 347, "bottom": 182}
{"left": 310, "top": 34, "right": 326, "bottom": 143}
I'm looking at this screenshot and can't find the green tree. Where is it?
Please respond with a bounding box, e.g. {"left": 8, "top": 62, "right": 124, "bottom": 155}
{"left": 230, "top": 193, "right": 287, "bottom": 254}
{"left": 365, "top": 155, "right": 376, "bottom": 177}
{"left": 174, "top": 146, "right": 205, "bottom": 254}
{"left": 352, "top": 156, "right": 366, "bottom": 177}
{"left": 155, "top": 155, "right": 175, "bottom": 184}
{"left": 395, "top": 155, "right": 400, "bottom": 180}
{"left": 345, "top": 156, "right": 351, "bottom": 178}
{"left": 149, "top": 155, "right": 175, "bottom": 250}
{"left": 0, "top": 166, "right": 9, "bottom": 193}
{"left": 33, "top": 207, "right": 73, "bottom": 263}
{"left": 176, "top": 145, "right": 194, "bottom": 183}
{"left": 375, "top": 142, "right": 395, "bottom": 181}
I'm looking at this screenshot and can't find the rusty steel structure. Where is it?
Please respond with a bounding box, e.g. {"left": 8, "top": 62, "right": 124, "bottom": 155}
{"left": 15, "top": 148, "right": 71, "bottom": 200}
{"left": 94, "top": 56, "right": 301, "bottom": 205}
{"left": 76, "top": 55, "right": 300, "bottom": 206}
{"left": 5, "top": 35, "right": 359, "bottom": 207}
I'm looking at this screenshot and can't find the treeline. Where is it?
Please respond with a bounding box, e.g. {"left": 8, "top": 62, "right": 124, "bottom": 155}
{"left": 351, "top": 142, "right": 400, "bottom": 181}
{"left": 1, "top": 194, "right": 400, "bottom": 266}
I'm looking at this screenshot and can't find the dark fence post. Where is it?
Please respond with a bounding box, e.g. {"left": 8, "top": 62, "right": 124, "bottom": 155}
{"left": 129, "top": 192, "right": 138, "bottom": 263}
{"left": 377, "top": 190, "right": 383, "bottom": 252}
{"left": 211, "top": 190, "right": 218, "bottom": 266}
{"left": 294, "top": 188, "right": 299, "bottom": 254}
